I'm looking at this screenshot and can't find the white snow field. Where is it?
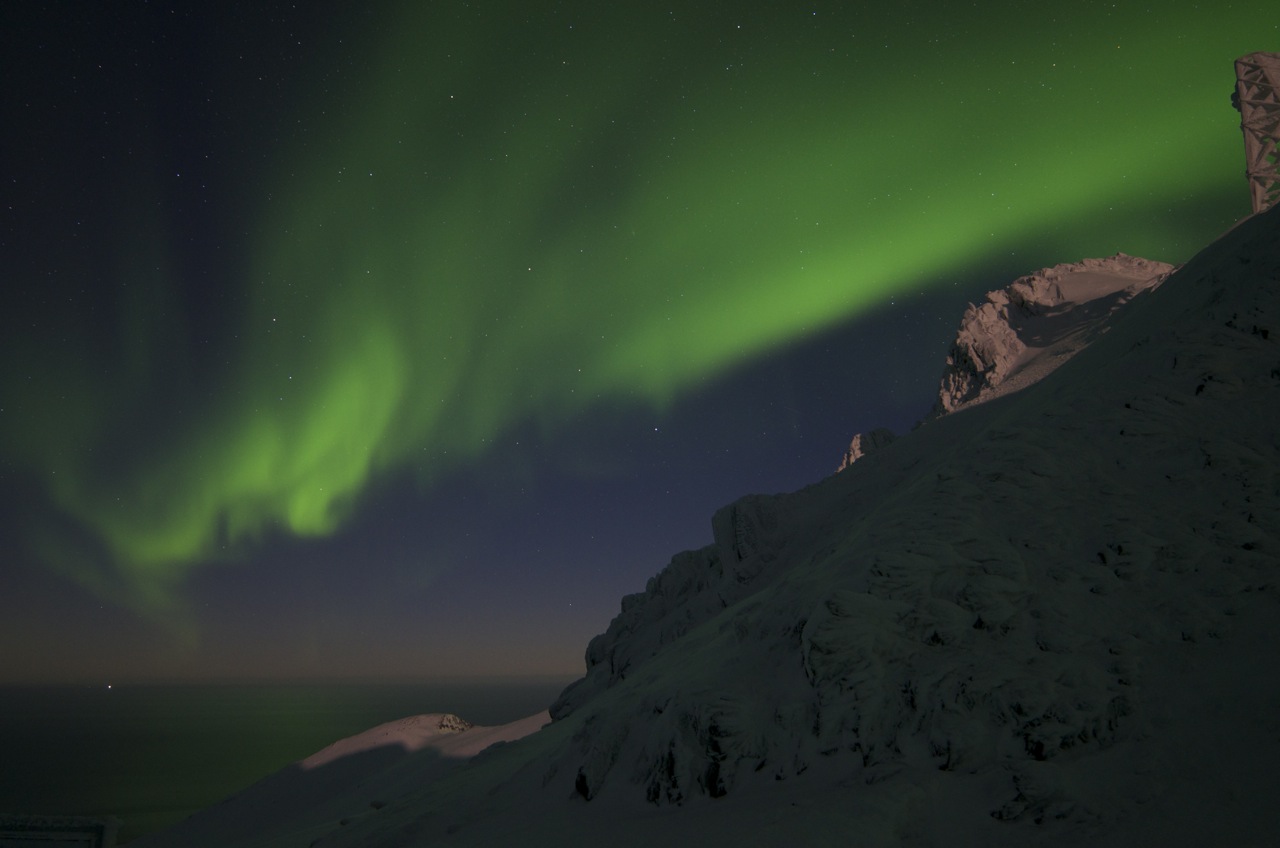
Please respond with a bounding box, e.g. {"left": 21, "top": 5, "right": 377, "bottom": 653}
{"left": 134, "top": 204, "right": 1280, "bottom": 847}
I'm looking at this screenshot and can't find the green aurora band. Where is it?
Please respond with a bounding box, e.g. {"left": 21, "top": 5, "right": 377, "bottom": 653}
{"left": 3, "top": 1, "right": 1272, "bottom": 605}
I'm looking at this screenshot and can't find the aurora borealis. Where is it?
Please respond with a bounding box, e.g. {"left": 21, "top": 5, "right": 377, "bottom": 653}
{"left": 1, "top": 0, "right": 1272, "bottom": 682}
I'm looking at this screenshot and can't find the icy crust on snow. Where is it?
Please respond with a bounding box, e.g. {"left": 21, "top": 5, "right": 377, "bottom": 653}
{"left": 543, "top": 212, "right": 1279, "bottom": 831}
{"left": 934, "top": 253, "right": 1175, "bottom": 416}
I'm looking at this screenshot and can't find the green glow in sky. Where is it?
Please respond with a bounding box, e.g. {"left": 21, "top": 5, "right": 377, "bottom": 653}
{"left": 4, "top": 0, "right": 1271, "bottom": 603}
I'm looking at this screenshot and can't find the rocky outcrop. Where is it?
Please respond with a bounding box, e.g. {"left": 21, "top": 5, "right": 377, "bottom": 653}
{"left": 434, "top": 714, "right": 474, "bottom": 733}
{"left": 835, "top": 255, "right": 1173, "bottom": 472}
{"left": 835, "top": 427, "right": 896, "bottom": 472}
{"left": 932, "top": 253, "right": 1174, "bottom": 416}
{"left": 550, "top": 493, "right": 791, "bottom": 720}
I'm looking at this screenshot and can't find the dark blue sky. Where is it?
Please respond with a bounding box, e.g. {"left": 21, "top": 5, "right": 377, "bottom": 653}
{"left": 0, "top": 0, "right": 1264, "bottom": 682}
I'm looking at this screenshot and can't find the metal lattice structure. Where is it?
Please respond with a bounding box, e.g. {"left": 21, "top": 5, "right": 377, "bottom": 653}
{"left": 1234, "top": 51, "right": 1280, "bottom": 214}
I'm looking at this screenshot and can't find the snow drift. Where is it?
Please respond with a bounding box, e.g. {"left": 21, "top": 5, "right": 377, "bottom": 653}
{"left": 137, "top": 205, "right": 1280, "bottom": 847}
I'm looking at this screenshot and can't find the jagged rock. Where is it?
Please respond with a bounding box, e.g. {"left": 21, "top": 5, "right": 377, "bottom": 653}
{"left": 932, "top": 253, "right": 1174, "bottom": 416}
{"left": 550, "top": 493, "right": 791, "bottom": 721}
{"left": 436, "top": 714, "right": 473, "bottom": 733}
{"left": 835, "top": 427, "right": 896, "bottom": 472}
{"left": 833, "top": 256, "right": 1172, "bottom": 470}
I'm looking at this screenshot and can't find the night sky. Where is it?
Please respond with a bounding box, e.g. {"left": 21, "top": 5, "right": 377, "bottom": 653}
{"left": 1, "top": 1, "right": 1270, "bottom": 683}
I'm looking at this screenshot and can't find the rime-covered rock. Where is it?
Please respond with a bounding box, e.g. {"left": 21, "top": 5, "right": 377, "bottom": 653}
{"left": 835, "top": 427, "right": 897, "bottom": 472}
{"left": 550, "top": 493, "right": 792, "bottom": 720}
{"left": 932, "top": 253, "right": 1174, "bottom": 416}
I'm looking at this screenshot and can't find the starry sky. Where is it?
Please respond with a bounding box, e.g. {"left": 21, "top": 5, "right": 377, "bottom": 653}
{"left": 0, "top": 0, "right": 1271, "bottom": 683}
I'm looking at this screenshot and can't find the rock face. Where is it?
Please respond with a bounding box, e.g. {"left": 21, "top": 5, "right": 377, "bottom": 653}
{"left": 835, "top": 427, "right": 896, "bottom": 472}
{"left": 932, "top": 253, "right": 1174, "bottom": 416}
{"left": 550, "top": 493, "right": 791, "bottom": 724}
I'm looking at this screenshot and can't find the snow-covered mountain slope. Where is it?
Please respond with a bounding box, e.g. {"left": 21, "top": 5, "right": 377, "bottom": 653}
{"left": 138, "top": 205, "right": 1280, "bottom": 847}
